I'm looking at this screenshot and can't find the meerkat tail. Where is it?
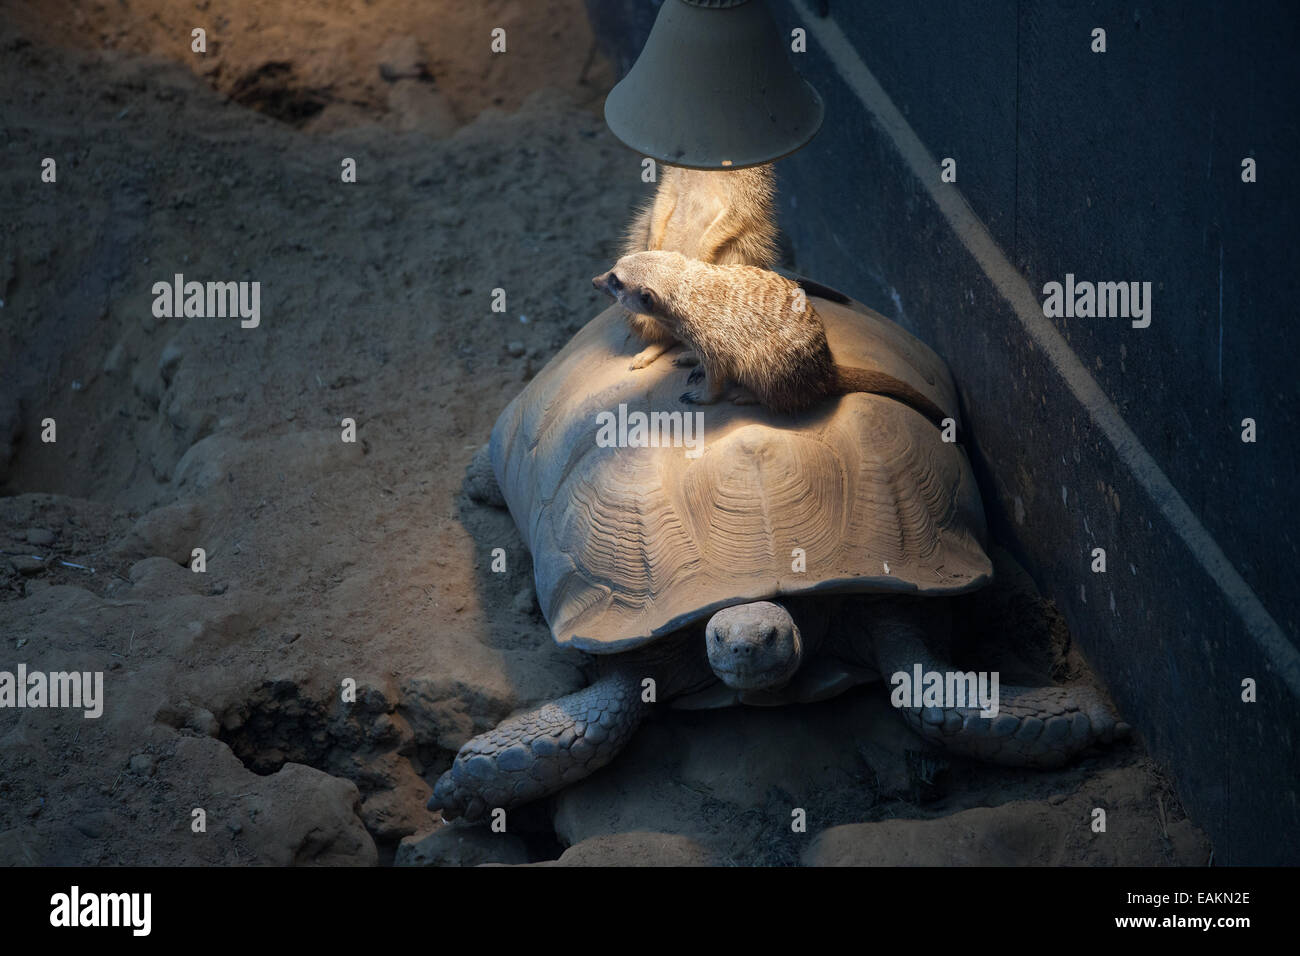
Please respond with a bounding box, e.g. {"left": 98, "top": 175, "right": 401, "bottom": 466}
{"left": 833, "top": 366, "right": 949, "bottom": 428}
{"left": 793, "top": 277, "right": 851, "bottom": 305}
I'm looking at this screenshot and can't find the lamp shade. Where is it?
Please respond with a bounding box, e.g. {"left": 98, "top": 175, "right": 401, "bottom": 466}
{"left": 604, "top": 0, "right": 824, "bottom": 169}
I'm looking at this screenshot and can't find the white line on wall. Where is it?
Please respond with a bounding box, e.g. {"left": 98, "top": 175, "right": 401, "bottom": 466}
{"left": 791, "top": 0, "right": 1299, "bottom": 697}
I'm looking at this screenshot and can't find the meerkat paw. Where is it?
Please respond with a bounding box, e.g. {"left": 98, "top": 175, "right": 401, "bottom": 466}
{"left": 630, "top": 344, "right": 671, "bottom": 370}
{"left": 671, "top": 351, "right": 700, "bottom": 368}
{"left": 679, "top": 390, "right": 719, "bottom": 406}
{"left": 686, "top": 366, "right": 706, "bottom": 385}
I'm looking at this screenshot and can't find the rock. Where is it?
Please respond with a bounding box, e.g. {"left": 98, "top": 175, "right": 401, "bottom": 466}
{"left": 0, "top": 824, "right": 91, "bottom": 865}
{"left": 149, "top": 699, "right": 196, "bottom": 732}
{"left": 506, "top": 341, "right": 526, "bottom": 358}
{"left": 303, "top": 101, "right": 378, "bottom": 135}
{"left": 127, "top": 556, "right": 195, "bottom": 591}
{"left": 186, "top": 708, "right": 221, "bottom": 738}
{"left": 171, "top": 432, "right": 363, "bottom": 494}
{"left": 25, "top": 528, "right": 55, "bottom": 546}
{"left": 804, "top": 769, "right": 1211, "bottom": 866}
{"left": 131, "top": 348, "right": 163, "bottom": 408}
{"left": 807, "top": 809, "right": 1033, "bottom": 867}
{"left": 387, "top": 80, "right": 456, "bottom": 137}
{"left": 219, "top": 756, "right": 375, "bottom": 866}
{"left": 511, "top": 585, "right": 536, "bottom": 616}
{"left": 377, "top": 35, "right": 428, "bottom": 82}
{"left": 1166, "top": 818, "right": 1213, "bottom": 865}
{"left": 358, "top": 755, "right": 432, "bottom": 841}
{"left": 548, "top": 832, "right": 716, "bottom": 866}
{"left": 361, "top": 786, "right": 432, "bottom": 842}
{"left": 10, "top": 555, "right": 45, "bottom": 575}
{"left": 102, "top": 340, "right": 126, "bottom": 375}
{"left": 810, "top": 802, "right": 1078, "bottom": 867}
{"left": 158, "top": 339, "right": 184, "bottom": 385}
{"left": 395, "top": 825, "right": 528, "bottom": 866}
{"left": 72, "top": 811, "right": 115, "bottom": 839}
{"left": 118, "top": 502, "right": 202, "bottom": 565}
{"left": 129, "top": 754, "right": 155, "bottom": 776}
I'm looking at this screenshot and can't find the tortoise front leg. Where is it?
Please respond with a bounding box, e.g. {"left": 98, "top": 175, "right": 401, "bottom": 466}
{"left": 864, "top": 600, "right": 1130, "bottom": 768}
{"left": 464, "top": 443, "right": 506, "bottom": 508}
{"left": 429, "top": 670, "right": 649, "bottom": 822}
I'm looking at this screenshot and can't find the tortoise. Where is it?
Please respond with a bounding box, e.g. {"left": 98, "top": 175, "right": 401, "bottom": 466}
{"left": 430, "top": 285, "right": 1128, "bottom": 821}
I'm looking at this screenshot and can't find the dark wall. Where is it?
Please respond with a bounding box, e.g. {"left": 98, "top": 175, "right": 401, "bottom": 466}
{"left": 588, "top": 0, "right": 1300, "bottom": 864}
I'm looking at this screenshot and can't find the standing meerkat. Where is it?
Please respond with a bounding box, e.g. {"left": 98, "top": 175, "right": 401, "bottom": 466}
{"left": 620, "top": 163, "right": 779, "bottom": 370}
{"left": 593, "top": 250, "right": 948, "bottom": 424}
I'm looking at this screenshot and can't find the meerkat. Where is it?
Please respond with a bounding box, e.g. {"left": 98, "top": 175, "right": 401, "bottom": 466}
{"left": 592, "top": 250, "right": 948, "bottom": 424}
{"left": 619, "top": 163, "right": 780, "bottom": 370}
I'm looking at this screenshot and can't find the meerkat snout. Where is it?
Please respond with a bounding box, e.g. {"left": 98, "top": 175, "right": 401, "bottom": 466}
{"left": 592, "top": 271, "right": 619, "bottom": 294}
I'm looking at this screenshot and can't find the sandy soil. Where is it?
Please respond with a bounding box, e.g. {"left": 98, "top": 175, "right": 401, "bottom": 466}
{"left": 0, "top": 2, "right": 1209, "bottom": 865}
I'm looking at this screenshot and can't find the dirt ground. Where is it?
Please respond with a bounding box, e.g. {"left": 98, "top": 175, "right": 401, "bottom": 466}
{"left": 0, "top": 1, "right": 1209, "bottom": 865}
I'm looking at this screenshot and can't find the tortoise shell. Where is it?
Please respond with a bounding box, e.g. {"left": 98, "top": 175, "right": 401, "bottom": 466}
{"left": 489, "top": 292, "right": 991, "bottom": 654}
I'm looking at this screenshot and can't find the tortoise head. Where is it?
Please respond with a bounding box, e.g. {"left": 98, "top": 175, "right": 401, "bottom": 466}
{"left": 592, "top": 251, "right": 689, "bottom": 322}
{"left": 705, "top": 601, "right": 804, "bottom": 691}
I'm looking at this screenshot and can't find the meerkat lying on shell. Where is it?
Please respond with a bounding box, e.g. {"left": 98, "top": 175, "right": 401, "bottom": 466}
{"left": 620, "top": 164, "right": 779, "bottom": 370}
{"left": 593, "top": 250, "right": 947, "bottom": 423}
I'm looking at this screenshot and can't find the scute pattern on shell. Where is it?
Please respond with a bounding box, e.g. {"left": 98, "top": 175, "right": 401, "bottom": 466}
{"left": 490, "top": 294, "right": 992, "bottom": 653}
